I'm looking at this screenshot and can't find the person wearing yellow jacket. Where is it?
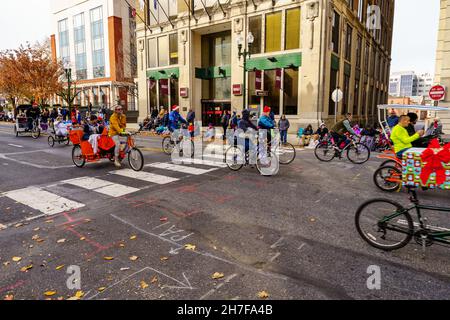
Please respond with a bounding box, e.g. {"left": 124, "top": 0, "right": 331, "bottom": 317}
{"left": 390, "top": 115, "right": 424, "bottom": 158}
{"left": 109, "top": 105, "right": 127, "bottom": 168}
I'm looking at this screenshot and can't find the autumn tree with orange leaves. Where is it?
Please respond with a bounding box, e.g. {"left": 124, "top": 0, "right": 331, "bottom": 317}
{"left": 0, "top": 41, "right": 65, "bottom": 114}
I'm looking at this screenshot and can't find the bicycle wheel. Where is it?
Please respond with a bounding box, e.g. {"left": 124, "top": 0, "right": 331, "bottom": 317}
{"left": 277, "top": 142, "right": 296, "bottom": 165}
{"left": 373, "top": 165, "right": 402, "bottom": 192}
{"left": 347, "top": 143, "right": 370, "bottom": 164}
{"left": 355, "top": 199, "right": 414, "bottom": 251}
{"left": 72, "top": 145, "right": 86, "bottom": 168}
{"left": 48, "top": 136, "right": 55, "bottom": 147}
{"left": 379, "top": 159, "right": 401, "bottom": 169}
{"left": 314, "top": 142, "right": 336, "bottom": 162}
{"left": 162, "top": 136, "right": 174, "bottom": 155}
{"left": 256, "top": 150, "right": 279, "bottom": 176}
{"left": 31, "top": 127, "right": 40, "bottom": 139}
{"left": 128, "top": 148, "right": 144, "bottom": 171}
{"left": 225, "top": 146, "right": 244, "bottom": 171}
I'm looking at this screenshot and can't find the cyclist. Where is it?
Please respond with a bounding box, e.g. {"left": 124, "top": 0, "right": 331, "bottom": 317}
{"left": 109, "top": 105, "right": 127, "bottom": 168}
{"left": 26, "top": 103, "right": 41, "bottom": 131}
{"left": 168, "top": 105, "right": 187, "bottom": 133}
{"left": 330, "top": 113, "right": 359, "bottom": 149}
{"left": 391, "top": 115, "right": 424, "bottom": 159}
{"left": 258, "top": 106, "right": 275, "bottom": 151}
{"left": 237, "top": 109, "right": 258, "bottom": 163}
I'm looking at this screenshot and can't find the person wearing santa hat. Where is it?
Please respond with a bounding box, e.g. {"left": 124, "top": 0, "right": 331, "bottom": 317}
{"left": 258, "top": 106, "right": 276, "bottom": 157}
{"left": 168, "top": 105, "right": 187, "bottom": 133}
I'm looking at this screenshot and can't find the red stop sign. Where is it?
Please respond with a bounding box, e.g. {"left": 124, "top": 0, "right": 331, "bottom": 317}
{"left": 429, "top": 85, "right": 446, "bottom": 101}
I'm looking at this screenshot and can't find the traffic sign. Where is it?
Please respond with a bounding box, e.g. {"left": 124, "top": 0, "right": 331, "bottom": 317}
{"left": 331, "top": 88, "right": 343, "bottom": 103}
{"left": 429, "top": 85, "right": 446, "bottom": 101}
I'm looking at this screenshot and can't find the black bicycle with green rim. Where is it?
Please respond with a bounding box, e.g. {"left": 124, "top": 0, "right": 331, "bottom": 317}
{"left": 355, "top": 188, "right": 450, "bottom": 252}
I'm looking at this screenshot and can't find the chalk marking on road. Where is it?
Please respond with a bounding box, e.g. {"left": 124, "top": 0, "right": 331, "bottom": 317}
{"left": 111, "top": 169, "right": 179, "bottom": 185}
{"left": 152, "top": 221, "right": 171, "bottom": 230}
{"left": 63, "top": 177, "right": 140, "bottom": 197}
{"left": 3, "top": 186, "right": 85, "bottom": 215}
{"left": 146, "top": 162, "right": 217, "bottom": 175}
{"left": 270, "top": 237, "right": 284, "bottom": 249}
{"left": 298, "top": 243, "right": 306, "bottom": 251}
{"left": 352, "top": 173, "right": 361, "bottom": 181}
{"left": 269, "top": 252, "right": 281, "bottom": 262}
{"left": 175, "top": 158, "right": 227, "bottom": 168}
{"left": 199, "top": 273, "right": 238, "bottom": 300}
{"left": 149, "top": 268, "right": 194, "bottom": 290}
{"left": 111, "top": 214, "right": 288, "bottom": 281}
{"left": 87, "top": 267, "right": 150, "bottom": 300}
{"left": 7, "top": 144, "right": 23, "bottom": 148}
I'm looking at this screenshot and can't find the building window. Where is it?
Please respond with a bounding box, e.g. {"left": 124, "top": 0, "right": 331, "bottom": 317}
{"left": 158, "top": 36, "right": 169, "bottom": 67}
{"left": 149, "top": 79, "right": 157, "bottom": 111}
{"left": 148, "top": 38, "right": 157, "bottom": 68}
{"left": 283, "top": 68, "right": 298, "bottom": 115}
{"left": 361, "top": 84, "right": 366, "bottom": 115}
{"left": 285, "top": 8, "right": 301, "bottom": 50}
{"left": 329, "top": 68, "right": 338, "bottom": 116}
{"left": 356, "top": 35, "right": 362, "bottom": 68}
{"left": 58, "top": 19, "right": 70, "bottom": 64}
{"left": 249, "top": 16, "right": 262, "bottom": 55}
{"left": 169, "top": 33, "right": 178, "bottom": 65}
{"left": 263, "top": 69, "right": 280, "bottom": 115}
{"left": 90, "top": 6, "right": 105, "bottom": 78}
{"left": 170, "top": 78, "right": 179, "bottom": 107}
{"left": 265, "top": 11, "right": 282, "bottom": 53}
{"left": 92, "top": 87, "right": 99, "bottom": 106}
{"left": 345, "top": 24, "right": 353, "bottom": 61}
{"left": 331, "top": 10, "right": 340, "bottom": 54}
{"left": 343, "top": 74, "right": 350, "bottom": 115}
{"left": 353, "top": 79, "right": 360, "bottom": 115}
{"left": 364, "top": 42, "right": 369, "bottom": 74}
{"left": 73, "top": 13, "right": 87, "bottom": 80}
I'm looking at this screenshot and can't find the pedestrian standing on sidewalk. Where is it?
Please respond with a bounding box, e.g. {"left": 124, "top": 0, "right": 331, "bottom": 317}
{"left": 221, "top": 110, "right": 230, "bottom": 141}
{"left": 278, "top": 115, "right": 290, "bottom": 144}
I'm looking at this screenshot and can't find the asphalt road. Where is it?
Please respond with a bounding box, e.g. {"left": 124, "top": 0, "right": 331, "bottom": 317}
{"left": 0, "top": 122, "right": 449, "bottom": 300}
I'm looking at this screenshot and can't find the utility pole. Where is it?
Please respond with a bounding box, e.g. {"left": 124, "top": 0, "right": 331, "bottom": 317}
{"left": 237, "top": 32, "right": 254, "bottom": 109}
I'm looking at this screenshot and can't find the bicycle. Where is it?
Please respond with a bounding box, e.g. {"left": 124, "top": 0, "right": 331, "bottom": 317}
{"left": 355, "top": 188, "right": 450, "bottom": 254}
{"left": 225, "top": 133, "right": 279, "bottom": 176}
{"left": 162, "top": 131, "right": 194, "bottom": 158}
{"left": 272, "top": 134, "right": 296, "bottom": 165}
{"left": 314, "top": 134, "right": 370, "bottom": 164}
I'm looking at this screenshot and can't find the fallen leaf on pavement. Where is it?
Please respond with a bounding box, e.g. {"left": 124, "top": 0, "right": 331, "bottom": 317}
{"left": 45, "top": 220, "right": 53, "bottom": 224}
{"left": 55, "top": 265, "right": 65, "bottom": 270}
{"left": 120, "top": 267, "right": 130, "bottom": 271}
{"left": 0, "top": 224, "right": 6, "bottom": 230}
{"left": 151, "top": 276, "right": 158, "bottom": 284}
{"left": 140, "top": 281, "right": 149, "bottom": 289}
{"left": 20, "top": 265, "right": 33, "bottom": 272}
{"left": 119, "top": 243, "right": 125, "bottom": 248}
{"left": 257, "top": 291, "right": 269, "bottom": 299}
{"left": 104, "top": 257, "right": 114, "bottom": 261}
{"left": 160, "top": 257, "right": 169, "bottom": 261}
{"left": 129, "top": 255, "right": 139, "bottom": 261}
{"left": 57, "top": 239, "right": 66, "bottom": 243}
{"left": 4, "top": 294, "right": 14, "bottom": 300}
{"left": 12, "top": 257, "right": 22, "bottom": 262}
{"left": 75, "top": 291, "right": 84, "bottom": 298}
{"left": 33, "top": 227, "right": 40, "bottom": 231}
{"left": 84, "top": 219, "right": 92, "bottom": 222}
{"left": 44, "top": 291, "right": 57, "bottom": 296}
{"left": 36, "top": 238, "right": 45, "bottom": 243}
{"left": 14, "top": 223, "right": 23, "bottom": 228}
{"left": 3, "top": 262, "right": 10, "bottom": 266}
{"left": 130, "top": 235, "right": 137, "bottom": 240}
{"left": 32, "top": 235, "right": 40, "bottom": 240}
{"left": 160, "top": 217, "right": 168, "bottom": 222}
{"left": 79, "top": 237, "right": 86, "bottom": 241}
{"left": 5, "top": 207, "right": 10, "bottom": 210}
{"left": 310, "top": 218, "right": 316, "bottom": 222}
{"left": 98, "top": 287, "right": 106, "bottom": 292}
{"left": 184, "top": 244, "right": 196, "bottom": 251}
{"left": 212, "top": 272, "right": 224, "bottom": 280}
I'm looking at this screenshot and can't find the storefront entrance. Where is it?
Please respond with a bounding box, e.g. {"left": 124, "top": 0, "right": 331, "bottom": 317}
{"left": 201, "top": 100, "right": 231, "bottom": 126}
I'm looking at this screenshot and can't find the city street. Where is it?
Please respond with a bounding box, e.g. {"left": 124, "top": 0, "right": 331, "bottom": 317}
{"left": 0, "top": 122, "right": 449, "bottom": 300}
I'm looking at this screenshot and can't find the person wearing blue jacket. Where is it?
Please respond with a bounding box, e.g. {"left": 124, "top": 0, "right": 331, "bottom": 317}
{"left": 258, "top": 106, "right": 275, "bottom": 152}
{"left": 168, "top": 105, "right": 187, "bottom": 132}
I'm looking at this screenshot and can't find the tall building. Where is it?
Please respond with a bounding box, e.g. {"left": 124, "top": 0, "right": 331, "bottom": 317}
{"left": 50, "top": 0, "right": 138, "bottom": 120}
{"left": 134, "top": 0, "right": 395, "bottom": 129}
{"left": 435, "top": 0, "right": 450, "bottom": 131}
{"left": 389, "top": 71, "right": 433, "bottom": 98}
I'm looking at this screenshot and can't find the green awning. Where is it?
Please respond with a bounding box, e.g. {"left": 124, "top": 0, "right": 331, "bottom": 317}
{"left": 246, "top": 52, "right": 301, "bottom": 71}
{"left": 147, "top": 67, "right": 179, "bottom": 80}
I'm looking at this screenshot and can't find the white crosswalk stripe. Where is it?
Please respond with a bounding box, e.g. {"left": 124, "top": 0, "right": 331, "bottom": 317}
{"left": 146, "top": 162, "right": 217, "bottom": 175}
{"left": 174, "top": 158, "right": 227, "bottom": 168}
{"left": 110, "top": 169, "right": 179, "bottom": 184}
{"left": 3, "top": 186, "right": 85, "bottom": 215}
{"left": 63, "top": 177, "right": 140, "bottom": 197}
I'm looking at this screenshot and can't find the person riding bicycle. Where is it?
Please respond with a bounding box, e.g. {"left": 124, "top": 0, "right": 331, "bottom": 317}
{"left": 390, "top": 115, "right": 424, "bottom": 159}
{"left": 109, "top": 105, "right": 127, "bottom": 168}
{"left": 26, "top": 103, "right": 41, "bottom": 131}
{"left": 237, "top": 109, "right": 258, "bottom": 159}
{"left": 258, "top": 106, "right": 275, "bottom": 151}
{"left": 168, "top": 105, "right": 187, "bottom": 133}
{"left": 330, "top": 113, "right": 359, "bottom": 149}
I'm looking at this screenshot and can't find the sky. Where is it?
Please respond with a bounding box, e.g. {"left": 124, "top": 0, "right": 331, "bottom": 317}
{"left": 0, "top": 0, "right": 442, "bottom": 75}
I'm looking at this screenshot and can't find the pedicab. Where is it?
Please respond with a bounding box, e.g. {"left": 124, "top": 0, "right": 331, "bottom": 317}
{"left": 70, "top": 128, "right": 144, "bottom": 171}
{"left": 373, "top": 104, "right": 449, "bottom": 192}
{"left": 48, "top": 120, "right": 72, "bottom": 147}
{"left": 13, "top": 105, "right": 40, "bottom": 139}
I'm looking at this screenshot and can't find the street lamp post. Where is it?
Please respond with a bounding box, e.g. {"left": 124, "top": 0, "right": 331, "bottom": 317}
{"left": 237, "top": 32, "right": 254, "bottom": 110}
{"left": 65, "top": 67, "right": 72, "bottom": 114}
